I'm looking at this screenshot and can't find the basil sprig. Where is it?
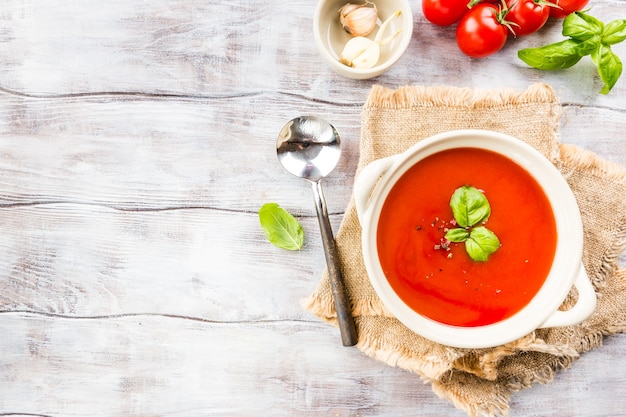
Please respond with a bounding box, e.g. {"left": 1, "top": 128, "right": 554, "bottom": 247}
{"left": 518, "top": 11, "right": 626, "bottom": 94}
{"left": 445, "top": 186, "right": 501, "bottom": 262}
{"left": 259, "top": 203, "right": 304, "bottom": 250}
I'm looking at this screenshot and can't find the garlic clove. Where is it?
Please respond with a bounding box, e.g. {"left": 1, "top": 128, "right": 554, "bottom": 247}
{"left": 339, "top": 36, "right": 380, "bottom": 69}
{"left": 339, "top": 2, "right": 378, "bottom": 37}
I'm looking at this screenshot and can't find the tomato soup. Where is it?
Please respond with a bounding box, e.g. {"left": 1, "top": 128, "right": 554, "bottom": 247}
{"left": 376, "top": 147, "right": 557, "bottom": 327}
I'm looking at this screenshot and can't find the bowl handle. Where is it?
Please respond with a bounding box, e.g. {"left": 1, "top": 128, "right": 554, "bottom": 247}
{"left": 538, "top": 263, "right": 597, "bottom": 329}
{"left": 354, "top": 156, "right": 396, "bottom": 223}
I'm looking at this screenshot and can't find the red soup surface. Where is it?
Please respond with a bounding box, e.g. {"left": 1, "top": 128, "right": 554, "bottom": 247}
{"left": 377, "top": 147, "right": 557, "bottom": 327}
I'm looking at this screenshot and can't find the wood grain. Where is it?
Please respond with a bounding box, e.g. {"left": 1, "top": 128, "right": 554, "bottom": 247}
{"left": 0, "top": 0, "right": 624, "bottom": 416}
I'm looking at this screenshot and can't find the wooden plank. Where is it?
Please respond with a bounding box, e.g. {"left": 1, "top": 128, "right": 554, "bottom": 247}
{"left": 0, "top": 0, "right": 623, "bottom": 105}
{"left": 0, "top": 313, "right": 624, "bottom": 416}
{"left": 0, "top": 95, "right": 623, "bottom": 213}
{"left": 0, "top": 204, "right": 339, "bottom": 320}
{"left": 0, "top": 94, "right": 360, "bottom": 213}
{"left": 0, "top": 314, "right": 463, "bottom": 417}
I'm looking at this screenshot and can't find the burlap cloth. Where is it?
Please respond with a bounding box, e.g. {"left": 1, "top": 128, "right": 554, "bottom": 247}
{"left": 303, "top": 83, "right": 626, "bottom": 417}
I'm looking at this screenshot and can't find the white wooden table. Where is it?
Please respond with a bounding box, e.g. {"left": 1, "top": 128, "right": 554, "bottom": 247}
{"left": 0, "top": 1, "right": 624, "bottom": 416}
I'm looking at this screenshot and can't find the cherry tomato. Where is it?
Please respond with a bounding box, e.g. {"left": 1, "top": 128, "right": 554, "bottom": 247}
{"left": 505, "top": 0, "right": 550, "bottom": 36}
{"left": 456, "top": 3, "right": 509, "bottom": 58}
{"left": 422, "top": 0, "right": 471, "bottom": 26}
{"left": 549, "top": 0, "right": 590, "bottom": 18}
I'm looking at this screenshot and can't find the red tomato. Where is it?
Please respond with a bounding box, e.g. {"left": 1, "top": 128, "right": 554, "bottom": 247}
{"left": 505, "top": 0, "right": 550, "bottom": 36}
{"left": 549, "top": 0, "right": 590, "bottom": 18}
{"left": 422, "top": 0, "right": 471, "bottom": 26}
{"left": 456, "top": 4, "right": 509, "bottom": 58}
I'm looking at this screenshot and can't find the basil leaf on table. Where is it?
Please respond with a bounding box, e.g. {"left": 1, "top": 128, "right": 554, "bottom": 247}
{"left": 601, "top": 19, "right": 626, "bottom": 45}
{"left": 518, "top": 40, "right": 583, "bottom": 70}
{"left": 449, "top": 185, "right": 491, "bottom": 228}
{"left": 562, "top": 10, "right": 603, "bottom": 41}
{"left": 465, "top": 226, "right": 501, "bottom": 262}
{"left": 592, "top": 44, "right": 623, "bottom": 95}
{"left": 575, "top": 36, "right": 602, "bottom": 56}
{"left": 259, "top": 203, "right": 304, "bottom": 250}
{"left": 518, "top": 11, "right": 626, "bottom": 94}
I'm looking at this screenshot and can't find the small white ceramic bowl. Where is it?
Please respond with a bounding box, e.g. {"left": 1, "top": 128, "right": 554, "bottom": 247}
{"left": 354, "top": 130, "right": 597, "bottom": 348}
{"left": 313, "top": 0, "right": 413, "bottom": 79}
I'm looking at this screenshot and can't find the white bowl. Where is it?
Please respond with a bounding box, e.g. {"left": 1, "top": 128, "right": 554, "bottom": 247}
{"left": 313, "top": 0, "right": 413, "bottom": 79}
{"left": 354, "top": 130, "right": 597, "bottom": 348}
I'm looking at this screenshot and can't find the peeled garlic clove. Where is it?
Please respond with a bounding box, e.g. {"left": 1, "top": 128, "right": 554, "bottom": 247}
{"left": 339, "top": 2, "right": 378, "bottom": 37}
{"left": 339, "top": 36, "right": 380, "bottom": 69}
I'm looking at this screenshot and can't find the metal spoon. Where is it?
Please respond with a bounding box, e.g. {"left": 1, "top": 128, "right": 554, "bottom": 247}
{"left": 277, "top": 116, "right": 358, "bottom": 347}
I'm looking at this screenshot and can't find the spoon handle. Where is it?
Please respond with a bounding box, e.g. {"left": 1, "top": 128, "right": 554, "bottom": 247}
{"left": 311, "top": 181, "right": 358, "bottom": 347}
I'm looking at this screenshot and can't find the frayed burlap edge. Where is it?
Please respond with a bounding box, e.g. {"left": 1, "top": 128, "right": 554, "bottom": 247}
{"left": 302, "top": 292, "right": 391, "bottom": 322}
{"left": 363, "top": 82, "right": 560, "bottom": 110}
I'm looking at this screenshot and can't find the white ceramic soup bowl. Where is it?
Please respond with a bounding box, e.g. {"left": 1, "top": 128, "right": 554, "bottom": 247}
{"left": 313, "top": 0, "right": 413, "bottom": 79}
{"left": 354, "top": 129, "right": 597, "bottom": 348}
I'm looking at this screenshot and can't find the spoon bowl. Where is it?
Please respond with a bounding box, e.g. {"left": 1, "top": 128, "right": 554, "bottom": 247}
{"left": 277, "top": 116, "right": 341, "bottom": 182}
{"left": 277, "top": 116, "right": 357, "bottom": 347}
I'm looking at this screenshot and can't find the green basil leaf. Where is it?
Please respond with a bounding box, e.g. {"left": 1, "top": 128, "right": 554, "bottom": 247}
{"left": 591, "top": 44, "right": 623, "bottom": 94}
{"left": 465, "top": 226, "right": 501, "bottom": 262}
{"left": 574, "top": 35, "right": 601, "bottom": 56}
{"left": 445, "top": 228, "right": 470, "bottom": 243}
{"left": 259, "top": 203, "right": 304, "bottom": 250}
{"left": 563, "top": 11, "right": 603, "bottom": 41}
{"left": 449, "top": 186, "right": 491, "bottom": 228}
{"left": 601, "top": 19, "right": 626, "bottom": 45}
{"left": 518, "top": 40, "right": 583, "bottom": 70}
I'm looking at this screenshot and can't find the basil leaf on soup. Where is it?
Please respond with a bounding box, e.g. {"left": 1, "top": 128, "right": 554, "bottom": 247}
{"left": 445, "top": 228, "right": 470, "bottom": 242}
{"left": 445, "top": 185, "right": 501, "bottom": 262}
{"left": 465, "top": 226, "right": 501, "bottom": 262}
{"left": 259, "top": 203, "right": 304, "bottom": 250}
{"left": 449, "top": 185, "right": 491, "bottom": 228}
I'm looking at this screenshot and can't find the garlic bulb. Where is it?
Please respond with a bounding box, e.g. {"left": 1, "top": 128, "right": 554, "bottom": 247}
{"left": 339, "top": 2, "right": 378, "bottom": 37}
{"left": 339, "top": 10, "right": 402, "bottom": 69}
